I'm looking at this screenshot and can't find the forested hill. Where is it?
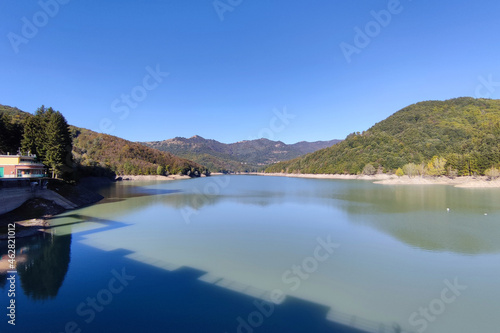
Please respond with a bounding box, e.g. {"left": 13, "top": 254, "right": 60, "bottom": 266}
{"left": 71, "top": 128, "right": 207, "bottom": 177}
{"left": 265, "top": 98, "right": 500, "bottom": 176}
{"left": 142, "top": 136, "right": 340, "bottom": 172}
{"left": 0, "top": 105, "right": 206, "bottom": 178}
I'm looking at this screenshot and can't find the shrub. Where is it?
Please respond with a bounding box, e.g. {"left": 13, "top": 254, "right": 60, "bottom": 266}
{"left": 485, "top": 167, "right": 500, "bottom": 180}
{"left": 396, "top": 168, "right": 404, "bottom": 177}
{"left": 362, "top": 163, "right": 376, "bottom": 175}
{"left": 402, "top": 163, "right": 417, "bottom": 178}
{"left": 415, "top": 163, "right": 426, "bottom": 176}
{"left": 426, "top": 156, "right": 447, "bottom": 176}
{"left": 446, "top": 166, "right": 458, "bottom": 179}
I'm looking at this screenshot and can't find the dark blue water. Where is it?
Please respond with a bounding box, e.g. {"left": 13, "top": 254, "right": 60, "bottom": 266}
{"left": 2, "top": 175, "right": 500, "bottom": 332}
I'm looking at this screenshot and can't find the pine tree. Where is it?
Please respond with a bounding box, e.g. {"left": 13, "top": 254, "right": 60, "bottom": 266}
{"left": 21, "top": 116, "right": 40, "bottom": 156}
{"left": 20, "top": 105, "right": 73, "bottom": 178}
{"left": 44, "top": 111, "right": 72, "bottom": 178}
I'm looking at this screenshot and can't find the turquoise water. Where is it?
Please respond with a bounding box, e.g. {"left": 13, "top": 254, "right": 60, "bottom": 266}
{"left": 1, "top": 175, "right": 500, "bottom": 332}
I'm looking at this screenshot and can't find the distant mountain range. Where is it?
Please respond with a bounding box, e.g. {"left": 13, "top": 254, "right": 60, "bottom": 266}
{"left": 1, "top": 104, "right": 341, "bottom": 175}
{"left": 265, "top": 97, "right": 500, "bottom": 175}
{"left": 142, "top": 136, "right": 341, "bottom": 172}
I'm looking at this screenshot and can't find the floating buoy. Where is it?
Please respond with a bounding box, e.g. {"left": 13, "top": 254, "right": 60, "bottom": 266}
{"left": 447, "top": 208, "right": 450, "bottom": 212}
{"left": 484, "top": 213, "right": 488, "bottom": 216}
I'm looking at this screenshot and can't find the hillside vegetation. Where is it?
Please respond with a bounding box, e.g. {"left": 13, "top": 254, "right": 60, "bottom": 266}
{"left": 143, "top": 136, "right": 340, "bottom": 173}
{"left": 0, "top": 105, "right": 206, "bottom": 178}
{"left": 266, "top": 98, "right": 500, "bottom": 176}
{"left": 72, "top": 128, "right": 207, "bottom": 177}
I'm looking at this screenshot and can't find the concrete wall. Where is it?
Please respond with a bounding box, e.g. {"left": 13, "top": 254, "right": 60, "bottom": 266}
{"left": 0, "top": 188, "right": 34, "bottom": 215}
{"left": 0, "top": 188, "right": 77, "bottom": 215}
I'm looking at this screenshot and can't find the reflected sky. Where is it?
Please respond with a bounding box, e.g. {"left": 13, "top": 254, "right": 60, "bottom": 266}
{"left": 3, "top": 176, "right": 500, "bottom": 333}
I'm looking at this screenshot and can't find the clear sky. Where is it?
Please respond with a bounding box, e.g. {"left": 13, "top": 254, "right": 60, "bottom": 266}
{"left": 1, "top": 0, "right": 500, "bottom": 144}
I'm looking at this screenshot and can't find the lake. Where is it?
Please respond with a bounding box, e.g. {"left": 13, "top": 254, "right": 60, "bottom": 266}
{"left": 1, "top": 175, "right": 500, "bottom": 333}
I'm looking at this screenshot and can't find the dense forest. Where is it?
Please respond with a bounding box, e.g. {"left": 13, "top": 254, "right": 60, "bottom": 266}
{"left": 72, "top": 127, "right": 207, "bottom": 177}
{"left": 265, "top": 98, "right": 500, "bottom": 177}
{"left": 0, "top": 105, "right": 207, "bottom": 179}
{"left": 1, "top": 106, "right": 72, "bottom": 179}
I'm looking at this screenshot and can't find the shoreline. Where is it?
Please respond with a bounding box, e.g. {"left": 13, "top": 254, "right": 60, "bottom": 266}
{"left": 0, "top": 174, "right": 201, "bottom": 238}
{"left": 247, "top": 172, "right": 500, "bottom": 188}
{"left": 117, "top": 174, "right": 194, "bottom": 181}
{"left": 116, "top": 173, "right": 222, "bottom": 181}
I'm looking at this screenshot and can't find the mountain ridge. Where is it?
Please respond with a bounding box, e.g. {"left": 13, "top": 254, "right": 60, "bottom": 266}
{"left": 142, "top": 136, "right": 341, "bottom": 172}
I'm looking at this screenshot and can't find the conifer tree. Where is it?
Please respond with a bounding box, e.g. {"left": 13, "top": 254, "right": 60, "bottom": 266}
{"left": 20, "top": 106, "right": 73, "bottom": 178}
{"left": 21, "top": 115, "right": 40, "bottom": 156}
{"left": 44, "top": 110, "right": 72, "bottom": 178}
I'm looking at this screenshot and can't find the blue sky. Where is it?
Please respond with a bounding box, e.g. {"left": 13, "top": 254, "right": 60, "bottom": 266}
{"left": 1, "top": 0, "right": 500, "bottom": 144}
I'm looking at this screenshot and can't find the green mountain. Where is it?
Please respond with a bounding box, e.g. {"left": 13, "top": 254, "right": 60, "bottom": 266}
{"left": 0, "top": 105, "right": 206, "bottom": 178}
{"left": 265, "top": 98, "right": 500, "bottom": 175}
{"left": 142, "top": 136, "right": 340, "bottom": 172}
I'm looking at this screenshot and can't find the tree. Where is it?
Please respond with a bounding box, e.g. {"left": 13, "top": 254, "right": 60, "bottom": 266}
{"left": 415, "top": 163, "right": 426, "bottom": 176}
{"left": 44, "top": 111, "right": 70, "bottom": 178}
{"left": 395, "top": 168, "right": 404, "bottom": 177}
{"left": 426, "top": 156, "right": 447, "bottom": 176}
{"left": 156, "top": 165, "right": 165, "bottom": 176}
{"left": 402, "top": 163, "right": 417, "bottom": 177}
{"left": 362, "top": 163, "right": 376, "bottom": 175}
{"left": 0, "top": 113, "right": 23, "bottom": 154}
{"left": 21, "top": 106, "right": 73, "bottom": 179}
{"left": 485, "top": 167, "right": 500, "bottom": 180}
{"left": 21, "top": 115, "right": 41, "bottom": 156}
{"left": 20, "top": 105, "right": 53, "bottom": 159}
{"left": 0, "top": 114, "right": 9, "bottom": 154}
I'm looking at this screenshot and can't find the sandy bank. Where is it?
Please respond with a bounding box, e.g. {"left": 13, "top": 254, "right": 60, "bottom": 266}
{"left": 250, "top": 173, "right": 500, "bottom": 188}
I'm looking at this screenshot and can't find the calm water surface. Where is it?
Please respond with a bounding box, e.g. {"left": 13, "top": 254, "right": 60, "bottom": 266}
{"left": 1, "top": 175, "right": 500, "bottom": 333}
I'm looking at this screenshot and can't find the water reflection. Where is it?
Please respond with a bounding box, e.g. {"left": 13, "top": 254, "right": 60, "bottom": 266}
{"left": 88, "top": 177, "right": 500, "bottom": 255}
{"left": 13, "top": 176, "right": 500, "bottom": 332}
{"left": 335, "top": 184, "right": 500, "bottom": 254}
{"left": 0, "top": 233, "right": 72, "bottom": 300}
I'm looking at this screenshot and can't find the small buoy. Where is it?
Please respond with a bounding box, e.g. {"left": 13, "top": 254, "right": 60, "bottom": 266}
{"left": 484, "top": 213, "right": 488, "bottom": 216}
{"left": 447, "top": 208, "right": 450, "bottom": 212}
